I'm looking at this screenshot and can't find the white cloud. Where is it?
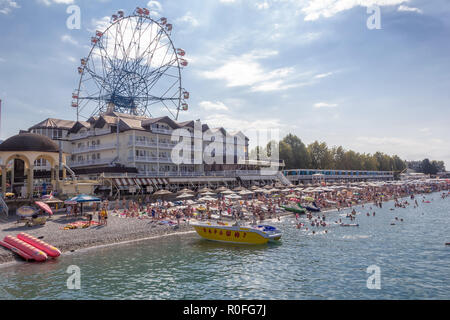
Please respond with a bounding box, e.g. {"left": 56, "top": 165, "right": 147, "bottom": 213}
{"left": 314, "top": 72, "right": 334, "bottom": 79}
{"left": 203, "top": 113, "right": 282, "bottom": 132}
{"left": 176, "top": 11, "right": 199, "bottom": 27}
{"left": 147, "top": 0, "right": 163, "bottom": 16}
{"left": 398, "top": 5, "right": 423, "bottom": 14}
{"left": 201, "top": 50, "right": 308, "bottom": 92}
{"left": 314, "top": 102, "right": 338, "bottom": 108}
{"left": 301, "top": 0, "right": 409, "bottom": 21}
{"left": 256, "top": 1, "right": 270, "bottom": 10}
{"left": 61, "top": 34, "right": 79, "bottom": 46}
{"left": 37, "top": 0, "right": 74, "bottom": 6}
{"left": 199, "top": 101, "right": 229, "bottom": 111}
{"left": 89, "top": 16, "right": 111, "bottom": 32}
{"left": 0, "top": 0, "right": 19, "bottom": 14}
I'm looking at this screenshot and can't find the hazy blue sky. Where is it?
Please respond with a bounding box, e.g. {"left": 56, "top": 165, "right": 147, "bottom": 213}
{"left": 0, "top": 0, "right": 449, "bottom": 167}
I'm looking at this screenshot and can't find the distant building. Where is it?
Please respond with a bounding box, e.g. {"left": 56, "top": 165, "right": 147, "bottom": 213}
{"left": 400, "top": 168, "right": 429, "bottom": 181}
{"left": 284, "top": 169, "right": 394, "bottom": 184}
{"left": 437, "top": 171, "right": 450, "bottom": 179}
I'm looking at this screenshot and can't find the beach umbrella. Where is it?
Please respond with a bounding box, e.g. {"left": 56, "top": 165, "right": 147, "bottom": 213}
{"left": 225, "top": 194, "right": 242, "bottom": 200}
{"left": 233, "top": 186, "right": 246, "bottom": 191}
{"left": 68, "top": 194, "right": 101, "bottom": 203}
{"left": 16, "top": 206, "right": 37, "bottom": 218}
{"left": 250, "top": 186, "right": 260, "bottom": 190}
{"left": 177, "top": 188, "right": 195, "bottom": 194}
{"left": 66, "top": 194, "right": 101, "bottom": 216}
{"left": 176, "top": 193, "right": 194, "bottom": 199}
{"left": 269, "top": 188, "right": 280, "bottom": 193}
{"left": 238, "top": 190, "right": 254, "bottom": 195}
{"left": 220, "top": 190, "right": 234, "bottom": 194}
{"left": 303, "top": 196, "right": 315, "bottom": 202}
{"left": 254, "top": 188, "right": 266, "bottom": 193}
{"left": 215, "top": 186, "right": 229, "bottom": 193}
{"left": 153, "top": 189, "right": 173, "bottom": 196}
{"left": 35, "top": 201, "right": 53, "bottom": 216}
{"left": 200, "top": 191, "right": 215, "bottom": 196}
{"left": 198, "top": 196, "right": 216, "bottom": 202}
{"left": 198, "top": 187, "right": 213, "bottom": 193}
{"left": 41, "top": 193, "right": 54, "bottom": 201}
{"left": 264, "top": 185, "right": 272, "bottom": 189}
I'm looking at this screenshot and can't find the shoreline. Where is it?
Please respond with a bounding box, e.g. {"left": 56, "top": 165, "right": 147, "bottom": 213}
{"left": 0, "top": 188, "right": 447, "bottom": 267}
{"left": 0, "top": 217, "right": 195, "bottom": 266}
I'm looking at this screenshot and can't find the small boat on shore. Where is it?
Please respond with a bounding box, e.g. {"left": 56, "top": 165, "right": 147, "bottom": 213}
{"left": 191, "top": 221, "right": 282, "bottom": 244}
{"left": 0, "top": 233, "right": 61, "bottom": 262}
{"left": 281, "top": 203, "right": 307, "bottom": 215}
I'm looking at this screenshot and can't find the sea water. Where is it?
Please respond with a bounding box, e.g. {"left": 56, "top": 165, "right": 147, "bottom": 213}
{"left": 0, "top": 192, "right": 449, "bottom": 300}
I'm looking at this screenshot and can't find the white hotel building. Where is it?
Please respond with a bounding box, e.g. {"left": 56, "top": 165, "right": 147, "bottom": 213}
{"left": 27, "top": 111, "right": 285, "bottom": 191}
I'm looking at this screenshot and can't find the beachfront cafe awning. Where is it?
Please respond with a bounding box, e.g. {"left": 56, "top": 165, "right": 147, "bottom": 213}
{"left": 114, "top": 178, "right": 139, "bottom": 190}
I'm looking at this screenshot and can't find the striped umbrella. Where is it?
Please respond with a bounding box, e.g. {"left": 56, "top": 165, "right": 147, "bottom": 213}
{"left": 67, "top": 194, "right": 101, "bottom": 203}
{"left": 16, "top": 206, "right": 37, "bottom": 218}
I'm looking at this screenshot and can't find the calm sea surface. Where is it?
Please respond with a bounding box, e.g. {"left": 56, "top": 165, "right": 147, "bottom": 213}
{"left": 1, "top": 192, "right": 449, "bottom": 300}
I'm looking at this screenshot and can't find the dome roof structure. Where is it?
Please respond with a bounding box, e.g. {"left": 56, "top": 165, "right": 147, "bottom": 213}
{"left": 0, "top": 133, "right": 59, "bottom": 153}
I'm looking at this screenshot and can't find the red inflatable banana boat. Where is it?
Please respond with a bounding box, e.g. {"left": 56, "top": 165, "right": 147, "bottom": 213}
{"left": 17, "top": 233, "right": 61, "bottom": 258}
{"left": 2, "top": 236, "right": 48, "bottom": 262}
{"left": 0, "top": 240, "right": 34, "bottom": 261}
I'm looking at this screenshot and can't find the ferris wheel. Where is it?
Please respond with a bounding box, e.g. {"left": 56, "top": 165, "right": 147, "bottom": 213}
{"left": 71, "top": 7, "right": 189, "bottom": 121}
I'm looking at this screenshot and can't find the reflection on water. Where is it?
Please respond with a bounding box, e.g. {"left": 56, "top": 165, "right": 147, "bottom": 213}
{"left": 1, "top": 193, "right": 449, "bottom": 300}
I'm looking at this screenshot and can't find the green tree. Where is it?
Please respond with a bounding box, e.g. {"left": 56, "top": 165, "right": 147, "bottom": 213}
{"left": 282, "top": 134, "right": 310, "bottom": 168}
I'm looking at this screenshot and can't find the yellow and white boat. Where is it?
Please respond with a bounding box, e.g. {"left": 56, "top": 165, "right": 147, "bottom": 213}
{"left": 191, "top": 221, "right": 282, "bottom": 244}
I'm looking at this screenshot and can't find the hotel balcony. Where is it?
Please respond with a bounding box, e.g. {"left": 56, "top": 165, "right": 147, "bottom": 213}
{"left": 129, "top": 156, "right": 173, "bottom": 163}
{"left": 132, "top": 141, "right": 179, "bottom": 149}
{"left": 72, "top": 143, "right": 116, "bottom": 154}
{"left": 68, "top": 157, "right": 116, "bottom": 168}
{"left": 68, "top": 128, "right": 112, "bottom": 140}
{"left": 150, "top": 127, "right": 173, "bottom": 135}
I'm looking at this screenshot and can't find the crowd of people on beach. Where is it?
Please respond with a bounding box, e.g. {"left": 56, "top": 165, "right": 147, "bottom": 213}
{"left": 57, "top": 179, "right": 449, "bottom": 233}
